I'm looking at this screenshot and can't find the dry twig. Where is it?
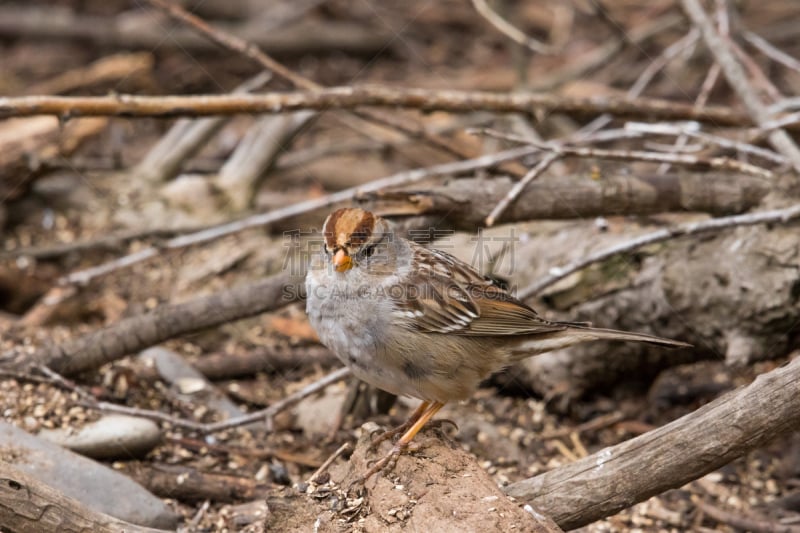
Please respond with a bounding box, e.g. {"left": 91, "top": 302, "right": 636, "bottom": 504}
{"left": 475, "top": 128, "right": 774, "bottom": 177}
{"left": 484, "top": 153, "right": 561, "bottom": 227}
{"left": 307, "top": 442, "right": 352, "bottom": 484}
{"left": 0, "top": 86, "right": 775, "bottom": 127}
{"left": 38, "top": 363, "right": 350, "bottom": 435}
{"left": 143, "top": 0, "right": 488, "bottom": 165}
{"left": 744, "top": 31, "right": 800, "bottom": 74}
{"left": 471, "top": 0, "right": 559, "bottom": 54}
{"left": 680, "top": 0, "right": 800, "bottom": 173}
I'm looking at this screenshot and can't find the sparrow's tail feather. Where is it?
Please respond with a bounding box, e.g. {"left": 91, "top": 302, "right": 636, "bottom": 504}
{"left": 511, "top": 325, "right": 691, "bottom": 360}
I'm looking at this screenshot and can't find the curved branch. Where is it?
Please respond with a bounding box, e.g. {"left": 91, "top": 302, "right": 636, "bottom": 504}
{"left": 504, "top": 356, "right": 800, "bottom": 530}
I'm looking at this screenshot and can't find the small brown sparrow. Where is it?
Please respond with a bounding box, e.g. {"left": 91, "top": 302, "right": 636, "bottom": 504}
{"left": 305, "top": 207, "right": 690, "bottom": 479}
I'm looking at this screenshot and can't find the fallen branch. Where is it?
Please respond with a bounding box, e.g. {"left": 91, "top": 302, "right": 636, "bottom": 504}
{"left": 38, "top": 272, "right": 302, "bottom": 375}
{"left": 126, "top": 463, "right": 269, "bottom": 504}
{"left": 0, "top": 462, "right": 165, "bottom": 533}
{"left": 367, "top": 172, "right": 770, "bottom": 229}
{"left": 504, "top": 356, "right": 800, "bottom": 530}
{"left": 0, "top": 86, "right": 774, "bottom": 127}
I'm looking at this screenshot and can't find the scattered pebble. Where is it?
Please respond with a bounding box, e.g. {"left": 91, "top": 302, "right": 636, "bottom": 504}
{"left": 38, "top": 414, "right": 161, "bottom": 459}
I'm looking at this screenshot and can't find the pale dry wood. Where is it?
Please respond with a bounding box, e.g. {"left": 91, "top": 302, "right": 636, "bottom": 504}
{"left": 27, "top": 52, "right": 153, "bottom": 95}
{"left": 472, "top": 0, "right": 558, "bottom": 54}
{"left": 504, "top": 356, "right": 800, "bottom": 530}
{"left": 681, "top": 0, "right": 800, "bottom": 172}
{"left": 134, "top": 72, "right": 271, "bottom": 183}
{"left": 0, "top": 461, "right": 164, "bottom": 533}
{"left": 60, "top": 146, "right": 539, "bottom": 286}
{"left": 213, "top": 110, "right": 316, "bottom": 210}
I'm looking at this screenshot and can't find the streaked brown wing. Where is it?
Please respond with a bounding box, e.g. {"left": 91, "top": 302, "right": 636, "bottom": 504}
{"left": 392, "top": 245, "right": 567, "bottom": 336}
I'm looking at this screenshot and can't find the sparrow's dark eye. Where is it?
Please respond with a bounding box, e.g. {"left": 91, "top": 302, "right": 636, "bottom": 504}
{"left": 362, "top": 244, "right": 375, "bottom": 258}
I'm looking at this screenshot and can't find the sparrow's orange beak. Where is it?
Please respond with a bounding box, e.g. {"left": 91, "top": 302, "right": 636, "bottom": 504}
{"left": 332, "top": 249, "right": 353, "bottom": 272}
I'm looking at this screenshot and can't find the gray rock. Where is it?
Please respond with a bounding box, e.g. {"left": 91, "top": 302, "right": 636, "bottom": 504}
{"left": 38, "top": 414, "right": 162, "bottom": 459}
{"left": 140, "top": 346, "right": 266, "bottom": 431}
{"left": 0, "top": 421, "right": 178, "bottom": 530}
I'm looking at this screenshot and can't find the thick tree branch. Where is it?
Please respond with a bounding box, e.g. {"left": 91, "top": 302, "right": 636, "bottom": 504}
{"left": 504, "top": 356, "right": 800, "bottom": 530}
{"left": 0, "top": 462, "right": 164, "bottom": 533}
{"left": 366, "top": 172, "right": 770, "bottom": 228}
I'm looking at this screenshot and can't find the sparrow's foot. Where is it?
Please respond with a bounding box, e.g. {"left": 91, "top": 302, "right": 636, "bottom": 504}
{"left": 351, "top": 443, "right": 405, "bottom": 487}
{"left": 367, "top": 401, "right": 431, "bottom": 452}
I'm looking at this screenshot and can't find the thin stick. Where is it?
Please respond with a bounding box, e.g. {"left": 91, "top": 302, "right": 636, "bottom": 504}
{"left": 471, "top": 0, "right": 558, "bottom": 54}
{"left": 484, "top": 153, "right": 561, "bottom": 227}
{"left": 306, "top": 442, "right": 352, "bottom": 484}
{"left": 40, "top": 363, "right": 351, "bottom": 434}
{"left": 60, "top": 146, "right": 539, "bottom": 285}
{"left": 0, "top": 87, "right": 768, "bottom": 127}
{"left": 657, "top": 62, "right": 721, "bottom": 173}
{"left": 744, "top": 31, "right": 800, "bottom": 74}
{"left": 505, "top": 356, "right": 800, "bottom": 530}
{"left": 658, "top": 1, "right": 727, "bottom": 175}
{"left": 200, "top": 367, "right": 351, "bottom": 434}
{"left": 518, "top": 203, "right": 800, "bottom": 298}
{"left": 474, "top": 130, "right": 773, "bottom": 178}
{"left": 625, "top": 122, "right": 787, "bottom": 165}
{"left": 627, "top": 29, "right": 700, "bottom": 97}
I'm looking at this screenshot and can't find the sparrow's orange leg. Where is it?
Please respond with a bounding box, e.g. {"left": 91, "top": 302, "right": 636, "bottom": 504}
{"left": 359, "top": 401, "right": 445, "bottom": 482}
{"left": 368, "top": 400, "right": 430, "bottom": 451}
